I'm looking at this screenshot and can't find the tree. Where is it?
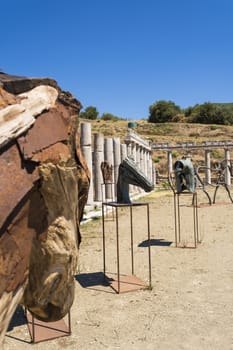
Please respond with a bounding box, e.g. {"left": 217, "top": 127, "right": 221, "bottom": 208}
{"left": 101, "top": 113, "right": 121, "bottom": 121}
{"left": 220, "top": 104, "right": 233, "bottom": 125}
{"left": 148, "top": 100, "right": 181, "bottom": 123}
{"left": 185, "top": 102, "right": 225, "bottom": 124}
{"left": 79, "top": 106, "right": 99, "bottom": 120}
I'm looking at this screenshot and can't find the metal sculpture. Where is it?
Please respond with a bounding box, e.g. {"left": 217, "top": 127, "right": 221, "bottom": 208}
{"left": 170, "top": 157, "right": 233, "bottom": 204}
{"left": 195, "top": 160, "right": 233, "bottom": 204}
{"left": 173, "top": 158, "right": 195, "bottom": 193}
{"left": 116, "top": 156, "right": 154, "bottom": 203}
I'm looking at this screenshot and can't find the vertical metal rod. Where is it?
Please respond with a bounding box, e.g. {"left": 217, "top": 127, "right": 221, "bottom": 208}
{"left": 68, "top": 311, "right": 71, "bottom": 334}
{"left": 195, "top": 194, "right": 199, "bottom": 243}
{"left": 177, "top": 194, "right": 181, "bottom": 243}
{"left": 130, "top": 206, "right": 134, "bottom": 275}
{"left": 111, "top": 183, "right": 115, "bottom": 219}
{"left": 174, "top": 193, "right": 178, "bottom": 247}
{"left": 147, "top": 204, "right": 152, "bottom": 288}
{"left": 116, "top": 207, "right": 120, "bottom": 293}
{"left": 31, "top": 314, "right": 35, "bottom": 343}
{"left": 193, "top": 194, "right": 197, "bottom": 248}
{"left": 102, "top": 203, "right": 106, "bottom": 277}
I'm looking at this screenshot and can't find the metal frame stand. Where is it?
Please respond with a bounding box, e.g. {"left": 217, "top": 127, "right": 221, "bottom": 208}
{"left": 102, "top": 201, "right": 152, "bottom": 293}
{"left": 173, "top": 191, "right": 199, "bottom": 248}
{"left": 25, "top": 309, "right": 71, "bottom": 344}
{"left": 101, "top": 182, "right": 115, "bottom": 219}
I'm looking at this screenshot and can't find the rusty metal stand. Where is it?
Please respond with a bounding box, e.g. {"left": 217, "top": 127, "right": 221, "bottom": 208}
{"left": 101, "top": 182, "right": 115, "bottom": 219}
{"left": 102, "top": 202, "right": 152, "bottom": 293}
{"left": 173, "top": 191, "right": 199, "bottom": 248}
{"left": 25, "top": 309, "right": 71, "bottom": 344}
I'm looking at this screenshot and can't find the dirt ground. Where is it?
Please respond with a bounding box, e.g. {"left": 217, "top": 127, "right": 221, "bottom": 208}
{"left": 3, "top": 187, "right": 233, "bottom": 350}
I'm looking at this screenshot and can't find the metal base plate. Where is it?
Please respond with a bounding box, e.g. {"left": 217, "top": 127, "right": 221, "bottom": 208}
{"left": 176, "top": 242, "right": 197, "bottom": 249}
{"left": 108, "top": 274, "right": 148, "bottom": 293}
{"left": 26, "top": 311, "right": 70, "bottom": 344}
{"left": 213, "top": 201, "right": 232, "bottom": 206}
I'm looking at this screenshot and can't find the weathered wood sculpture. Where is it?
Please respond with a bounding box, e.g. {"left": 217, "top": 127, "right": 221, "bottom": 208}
{"left": 0, "top": 73, "right": 90, "bottom": 345}
{"left": 117, "top": 156, "right": 154, "bottom": 203}
{"left": 101, "top": 161, "right": 113, "bottom": 183}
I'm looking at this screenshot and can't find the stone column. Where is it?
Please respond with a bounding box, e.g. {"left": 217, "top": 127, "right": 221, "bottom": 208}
{"left": 133, "top": 144, "right": 140, "bottom": 193}
{"left": 167, "top": 150, "right": 173, "bottom": 175}
{"left": 113, "top": 137, "right": 121, "bottom": 195}
{"left": 148, "top": 152, "right": 153, "bottom": 181}
{"left": 93, "top": 132, "right": 104, "bottom": 201}
{"left": 126, "top": 142, "right": 132, "bottom": 157}
{"left": 104, "top": 137, "right": 115, "bottom": 200}
{"left": 136, "top": 144, "right": 140, "bottom": 168}
{"left": 143, "top": 149, "right": 146, "bottom": 173}
{"left": 80, "top": 122, "right": 93, "bottom": 204}
{"left": 131, "top": 142, "right": 137, "bottom": 162}
{"left": 153, "top": 163, "right": 157, "bottom": 185}
{"left": 224, "top": 148, "right": 231, "bottom": 186}
{"left": 128, "top": 142, "right": 137, "bottom": 195}
{"left": 205, "top": 149, "right": 211, "bottom": 184}
{"left": 144, "top": 149, "right": 148, "bottom": 176}
{"left": 120, "top": 143, "right": 127, "bottom": 161}
{"left": 139, "top": 147, "right": 142, "bottom": 171}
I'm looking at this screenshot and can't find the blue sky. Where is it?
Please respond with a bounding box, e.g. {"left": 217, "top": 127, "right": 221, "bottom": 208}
{"left": 1, "top": 0, "right": 233, "bottom": 120}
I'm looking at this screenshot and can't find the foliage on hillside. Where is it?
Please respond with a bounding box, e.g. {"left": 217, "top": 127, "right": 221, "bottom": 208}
{"left": 148, "top": 100, "right": 233, "bottom": 125}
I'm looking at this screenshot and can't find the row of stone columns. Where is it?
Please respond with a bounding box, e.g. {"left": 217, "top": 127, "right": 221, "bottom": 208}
{"left": 125, "top": 129, "right": 154, "bottom": 183}
{"left": 80, "top": 122, "right": 155, "bottom": 204}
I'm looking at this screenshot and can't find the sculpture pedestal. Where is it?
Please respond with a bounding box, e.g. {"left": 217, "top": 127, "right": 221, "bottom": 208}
{"left": 102, "top": 202, "right": 152, "bottom": 293}
{"left": 173, "top": 192, "right": 199, "bottom": 248}
{"left": 26, "top": 310, "right": 71, "bottom": 344}
{"left": 107, "top": 273, "right": 147, "bottom": 293}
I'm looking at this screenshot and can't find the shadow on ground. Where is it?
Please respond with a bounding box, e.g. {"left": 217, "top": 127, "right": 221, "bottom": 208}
{"left": 75, "top": 271, "right": 112, "bottom": 288}
{"left": 138, "top": 238, "right": 173, "bottom": 247}
{"left": 7, "top": 305, "right": 27, "bottom": 331}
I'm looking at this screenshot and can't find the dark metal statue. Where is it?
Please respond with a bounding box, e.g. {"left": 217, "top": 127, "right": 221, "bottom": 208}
{"left": 174, "top": 158, "right": 195, "bottom": 193}
{"left": 117, "top": 156, "right": 154, "bottom": 203}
